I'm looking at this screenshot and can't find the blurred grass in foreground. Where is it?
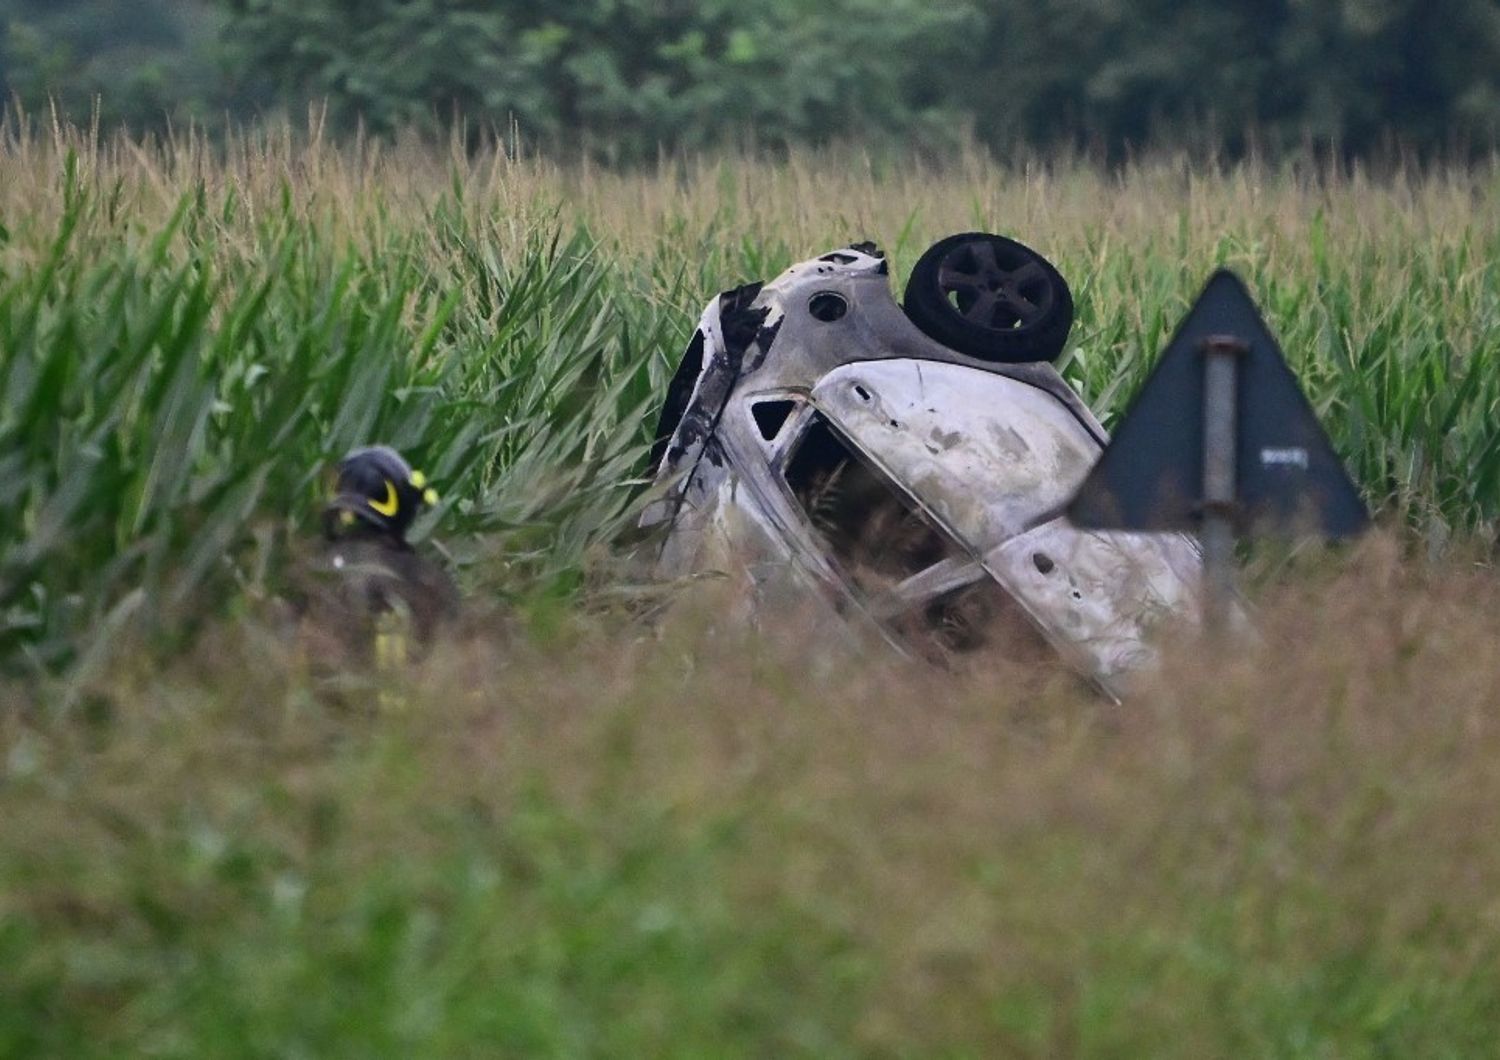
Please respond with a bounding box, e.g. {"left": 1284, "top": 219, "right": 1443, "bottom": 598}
{"left": 4, "top": 540, "right": 1500, "bottom": 1057}
{"left": 2, "top": 121, "right": 1500, "bottom": 672}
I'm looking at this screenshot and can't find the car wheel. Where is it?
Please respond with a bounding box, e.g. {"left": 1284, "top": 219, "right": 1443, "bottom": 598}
{"left": 903, "top": 232, "right": 1073, "bottom": 363}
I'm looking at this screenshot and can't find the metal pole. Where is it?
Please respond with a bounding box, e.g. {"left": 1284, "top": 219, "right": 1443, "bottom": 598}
{"left": 1200, "top": 335, "right": 1248, "bottom": 635}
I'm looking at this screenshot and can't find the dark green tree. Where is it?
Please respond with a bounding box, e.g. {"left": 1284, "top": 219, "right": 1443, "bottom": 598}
{"left": 950, "top": 0, "right": 1500, "bottom": 157}
{"left": 1, "top": 0, "right": 227, "bottom": 130}
{"left": 1273, "top": 0, "right": 1500, "bottom": 151}
{"left": 5, "top": 0, "right": 1499, "bottom": 160}
{"left": 219, "top": 0, "right": 972, "bottom": 156}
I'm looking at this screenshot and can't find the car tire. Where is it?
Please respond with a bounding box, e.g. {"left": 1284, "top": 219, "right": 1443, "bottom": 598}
{"left": 903, "top": 232, "right": 1073, "bottom": 363}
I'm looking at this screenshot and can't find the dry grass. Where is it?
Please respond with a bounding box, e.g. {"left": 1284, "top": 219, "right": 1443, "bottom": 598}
{"left": 8, "top": 119, "right": 1496, "bottom": 277}
{"left": 6, "top": 539, "right": 1500, "bottom": 1055}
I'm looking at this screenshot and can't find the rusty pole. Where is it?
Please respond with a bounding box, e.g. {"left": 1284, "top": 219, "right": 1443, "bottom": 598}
{"left": 1200, "top": 335, "right": 1248, "bottom": 634}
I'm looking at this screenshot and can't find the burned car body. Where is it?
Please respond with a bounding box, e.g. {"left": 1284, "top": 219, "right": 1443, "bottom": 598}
{"left": 642, "top": 236, "right": 1202, "bottom": 696}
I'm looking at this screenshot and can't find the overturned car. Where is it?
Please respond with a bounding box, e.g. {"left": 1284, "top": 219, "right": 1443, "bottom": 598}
{"left": 641, "top": 234, "right": 1202, "bottom": 697}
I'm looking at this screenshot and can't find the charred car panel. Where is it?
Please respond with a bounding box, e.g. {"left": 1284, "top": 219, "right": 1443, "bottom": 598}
{"left": 644, "top": 239, "right": 1203, "bottom": 696}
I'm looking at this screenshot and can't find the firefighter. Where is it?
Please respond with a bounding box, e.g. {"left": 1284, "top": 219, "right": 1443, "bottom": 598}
{"left": 307, "top": 445, "right": 458, "bottom": 681}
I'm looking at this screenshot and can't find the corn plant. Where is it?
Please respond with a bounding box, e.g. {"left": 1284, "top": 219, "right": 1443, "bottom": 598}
{"left": 2, "top": 128, "right": 1499, "bottom": 674}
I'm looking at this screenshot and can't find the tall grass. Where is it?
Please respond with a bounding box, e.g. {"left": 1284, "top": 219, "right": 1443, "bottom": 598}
{"left": 5, "top": 543, "right": 1500, "bottom": 1056}
{"left": 3, "top": 119, "right": 1499, "bottom": 673}
{"left": 0, "top": 132, "right": 685, "bottom": 674}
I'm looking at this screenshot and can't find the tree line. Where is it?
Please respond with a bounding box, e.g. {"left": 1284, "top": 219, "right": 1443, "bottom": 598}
{"left": 4, "top": 0, "right": 1498, "bottom": 160}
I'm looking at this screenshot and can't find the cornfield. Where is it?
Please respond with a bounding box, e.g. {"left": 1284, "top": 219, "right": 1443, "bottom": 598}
{"left": 5, "top": 121, "right": 1500, "bottom": 1057}
{"left": 4, "top": 122, "right": 1500, "bottom": 671}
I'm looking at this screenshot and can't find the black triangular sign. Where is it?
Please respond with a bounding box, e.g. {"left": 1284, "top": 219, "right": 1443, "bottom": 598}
{"left": 1068, "top": 270, "right": 1370, "bottom": 538}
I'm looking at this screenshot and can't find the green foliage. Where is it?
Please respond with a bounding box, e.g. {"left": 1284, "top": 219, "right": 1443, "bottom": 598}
{"left": 220, "top": 0, "right": 966, "bottom": 156}
{"left": 214, "top": 0, "right": 1500, "bottom": 159}
{"left": 2, "top": 129, "right": 1500, "bottom": 674}
{"left": 8, "top": 560, "right": 1500, "bottom": 1056}
{"left": 7, "top": 0, "right": 1498, "bottom": 157}
{"left": 949, "top": 0, "right": 1500, "bottom": 156}
{"left": 0, "top": 0, "right": 227, "bottom": 130}
{"left": 0, "top": 148, "right": 687, "bottom": 675}
{"left": 3, "top": 127, "right": 1500, "bottom": 1056}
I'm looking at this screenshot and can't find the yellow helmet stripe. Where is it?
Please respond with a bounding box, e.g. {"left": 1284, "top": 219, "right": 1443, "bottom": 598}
{"left": 369, "top": 481, "right": 400, "bottom": 517}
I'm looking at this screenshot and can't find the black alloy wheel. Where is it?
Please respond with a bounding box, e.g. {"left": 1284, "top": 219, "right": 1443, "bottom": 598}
{"left": 903, "top": 232, "right": 1074, "bottom": 363}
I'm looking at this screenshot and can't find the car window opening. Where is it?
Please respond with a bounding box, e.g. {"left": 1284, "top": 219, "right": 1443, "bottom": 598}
{"left": 786, "top": 414, "right": 952, "bottom": 588}
{"left": 751, "top": 399, "right": 798, "bottom": 442}
{"left": 784, "top": 413, "right": 1053, "bottom": 661}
